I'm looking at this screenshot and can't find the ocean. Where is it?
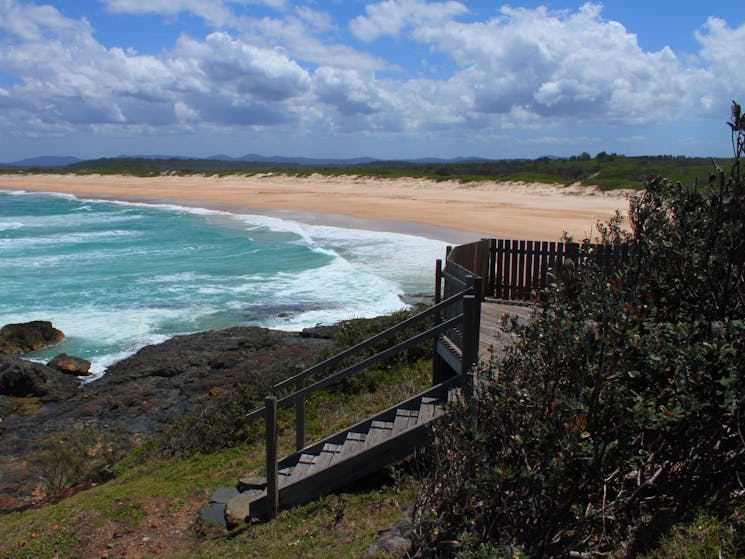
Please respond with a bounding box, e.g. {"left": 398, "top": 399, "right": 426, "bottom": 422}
{"left": 0, "top": 189, "right": 448, "bottom": 379}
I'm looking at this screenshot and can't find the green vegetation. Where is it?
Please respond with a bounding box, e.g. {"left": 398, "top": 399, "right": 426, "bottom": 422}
{"left": 1, "top": 153, "right": 731, "bottom": 191}
{"left": 3, "top": 108, "right": 743, "bottom": 558}
{"left": 39, "top": 424, "right": 122, "bottom": 495}
{"left": 409, "top": 103, "right": 745, "bottom": 557}
{"left": 0, "top": 311, "right": 433, "bottom": 559}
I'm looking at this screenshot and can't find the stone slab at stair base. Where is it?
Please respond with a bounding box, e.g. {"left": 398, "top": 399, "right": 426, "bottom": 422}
{"left": 226, "top": 489, "right": 263, "bottom": 525}
{"left": 198, "top": 503, "right": 228, "bottom": 528}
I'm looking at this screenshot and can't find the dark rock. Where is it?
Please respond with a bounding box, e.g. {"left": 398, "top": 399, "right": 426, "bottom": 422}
{"left": 198, "top": 503, "right": 228, "bottom": 528}
{"left": 210, "top": 486, "right": 241, "bottom": 504}
{"left": 301, "top": 323, "right": 340, "bottom": 339}
{"left": 365, "top": 512, "right": 413, "bottom": 558}
{"left": 48, "top": 353, "right": 92, "bottom": 376}
{"left": 0, "top": 355, "right": 77, "bottom": 399}
{"left": 0, "top": 325, "right": 331, "bottom": 512}
{"left": 0, "top": 321, "right": 64, "bottom": 355}
{"left": 0, "top": 395, "right": 17, "bottom": 418}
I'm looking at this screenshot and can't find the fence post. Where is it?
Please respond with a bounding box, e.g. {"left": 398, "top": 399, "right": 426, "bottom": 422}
{"left": 488, "top": 238, "right": 496, "bottom": 298}
{"left": 265, "top": 395, "right": 279, "bottom": 520}
{"left": 432, "top": 259, "right": 444, "bottom": 385}
{"left": 461, "top": 294, "right": 476, "bottom": 399}
{"left": 472, "top": 276, "right": 482, "bottom": 355}
{"left": 294, "top": 364, "right": 306, "bottom": 451}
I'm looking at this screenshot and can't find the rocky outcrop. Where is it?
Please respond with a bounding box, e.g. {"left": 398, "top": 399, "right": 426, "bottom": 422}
{"left": 0, "top": 325, "right": 332, "bottom": 512}
{"left": 48, "top": 353, "right": 92, "bottom": 376}
{"left": 301, "top": 324, "right": 340, "bottom": 339}
{"left": 0, "top": 321, "right": 64, "bottom": 355}
{"left": 0, "top": 355, "right": 77, "bottom": 400}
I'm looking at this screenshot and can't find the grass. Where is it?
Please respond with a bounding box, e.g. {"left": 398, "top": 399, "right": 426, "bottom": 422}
{"left": 0, "top": 358, "right": 431, "bottom": 559}
{"left": 639, "top": 507, "right": 745, "bottom": 559}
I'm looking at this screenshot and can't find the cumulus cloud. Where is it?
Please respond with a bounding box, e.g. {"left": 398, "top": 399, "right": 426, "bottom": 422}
{"left": 350, "top": 0, "right": 468, "bottom": 42}
{"left": 0, "top": 0, "right": 742, "bottom": 155}
{"left": 695, "top": 17, "right": 745, "bottom": 112}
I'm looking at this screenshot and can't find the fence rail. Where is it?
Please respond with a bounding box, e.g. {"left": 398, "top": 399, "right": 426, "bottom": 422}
{"left": 447, "top": 238, "right": 629, "bottom": 302}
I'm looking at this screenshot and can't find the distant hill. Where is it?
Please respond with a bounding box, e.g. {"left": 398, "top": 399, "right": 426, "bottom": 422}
{"left": 8, "top": 156, "right": 83, "bottom": 168}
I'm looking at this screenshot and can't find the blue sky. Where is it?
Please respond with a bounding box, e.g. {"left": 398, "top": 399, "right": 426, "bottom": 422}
{"left": 0, "top": 0, "right": 743, "bottom": 162}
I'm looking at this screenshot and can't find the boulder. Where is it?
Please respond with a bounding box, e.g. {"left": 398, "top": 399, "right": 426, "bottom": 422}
{"left": 48, "top": 353, "right": 92, "bottom": 376}
{"left": 301, "top": 324, "right": 340, "bottom": 339}
{"left": 0, "top": 356, "right": 77, "bottom": 400}
{"left": 365, "top": 516, "right": 413, "bottom": 558}
{"left": 0, "top": 321, "right": 64, "bottom": 355}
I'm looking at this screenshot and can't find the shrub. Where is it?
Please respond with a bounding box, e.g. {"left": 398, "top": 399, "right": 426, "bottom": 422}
{"left": 410, "top": 103, "right": 745, "bottom": 557}
{"left": 39, "top": 424, "right": 122, "bottom": 495}
{"left": 147, "top": 381, "right": 268, "bottom": 459}
{"left": 318, "top": 305, "right": 433, "bottom": 394}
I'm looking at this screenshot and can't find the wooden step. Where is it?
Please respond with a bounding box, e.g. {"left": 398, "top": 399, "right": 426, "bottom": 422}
{"left": 303, "top": 443, "right": 343, "bottom": 478}
{"left": 282, "top": 453, "right": 316, "bottom": 484}
{"left": 393, "top": 408, "right": 419, "bottom": 435}
{"left": 417, "top": 397, "right": 439, "bottom": 424}
{"left": 336, "top": 431, "right": 366, "bottom": 461}
{"left": 361, "top": 420, "right": 393, "bottom": 451}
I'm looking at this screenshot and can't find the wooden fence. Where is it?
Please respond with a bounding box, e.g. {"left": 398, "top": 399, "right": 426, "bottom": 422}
{"left": 446, "top": 238, "right": 629, "bottom": 302}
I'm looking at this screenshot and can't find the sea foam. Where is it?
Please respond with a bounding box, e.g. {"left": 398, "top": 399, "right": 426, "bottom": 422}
{"left": 0, "top": 189, "right": 448, "bottom": 377}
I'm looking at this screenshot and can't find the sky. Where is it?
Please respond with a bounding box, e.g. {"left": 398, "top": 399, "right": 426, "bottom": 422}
{"left": 0, "top": 0, "right": 743, "bottom": 162}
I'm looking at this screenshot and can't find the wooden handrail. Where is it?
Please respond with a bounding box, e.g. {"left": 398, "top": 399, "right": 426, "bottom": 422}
{"left": 245, "top": 290, "right": 471, "bottom": 423}
{"left": 272, "top": 289, "right": 471, "bottom": 392}
{"left": 276, "top": 314, "right": 463, "bottom": 407}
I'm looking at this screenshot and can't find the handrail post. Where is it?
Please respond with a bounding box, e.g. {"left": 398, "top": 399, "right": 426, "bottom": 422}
{"left": 265, "top": 395, "right": 279, "bottom": 520}
{"left": 461, "top": 294, "right": 476, "bottom": 399}
{"left": 432, "top": 259, "right": 443, "bottom": 385}
{"left": 295, "top": 364, "right": 306, "bottom": 451}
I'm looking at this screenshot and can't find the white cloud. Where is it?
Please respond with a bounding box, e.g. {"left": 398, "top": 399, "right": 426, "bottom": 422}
{"left": 0, "top": 0, "right": 742, "bottom": 156}
{"left": 350, "top": 0, "right": 468, "bottom": 42}
{"left": 695, "top": 17, "right": 745, "bottom": 113}
{"left": 391, "top": 3, "right": 708, "bottom": 124}
{"left": 103, "top": 0, "right": 234, "bottom": 25}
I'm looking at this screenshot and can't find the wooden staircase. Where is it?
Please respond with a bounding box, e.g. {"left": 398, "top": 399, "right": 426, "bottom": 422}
{"left": 199, "top": 256, "right": 483, "bottom": 528}
{"left": 201, "top": 378, "right": 460, "bottom": 526}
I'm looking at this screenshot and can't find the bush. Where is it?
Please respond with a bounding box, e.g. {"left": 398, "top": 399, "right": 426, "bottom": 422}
{"left": 146, "top": 381, "right": 269, "bottom": 459}
{"left": 39, "top": 424, "right": 122, "bottom": 495}
{"left": 317, "top": 305, "right": 433, "bottom": 394}
{"left": 410, "top": 103, "right": 745, "bottom": 557}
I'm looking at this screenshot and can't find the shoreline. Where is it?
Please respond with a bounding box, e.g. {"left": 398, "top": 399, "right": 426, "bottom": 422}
{"left": 0, "top": 173, "right": 632, "bottom": 242}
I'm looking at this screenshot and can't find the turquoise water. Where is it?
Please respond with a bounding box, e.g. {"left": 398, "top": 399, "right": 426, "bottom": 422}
{"left": 0, "top": 189, "right": 447, "bottom": 378}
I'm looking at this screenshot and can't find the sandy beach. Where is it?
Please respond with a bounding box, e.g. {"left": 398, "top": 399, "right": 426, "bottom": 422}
{"left": 0, "top": 173, "right": 631, "bottom": 243}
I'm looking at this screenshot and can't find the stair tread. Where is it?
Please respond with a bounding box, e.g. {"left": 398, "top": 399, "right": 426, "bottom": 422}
{"left": 336, "top": 432, "right": 366, "bottom": 461}
{"left": 303, "top": 445, "right": 342, "bottom": 478}
{"left": 393, "top": 408, "right": 418, "bottom": 435}
{"left": 417, "top": 401, "right": 438, "bottom": 424}
{"left": 361, "top": 421, "right": 393, "bottom": 451}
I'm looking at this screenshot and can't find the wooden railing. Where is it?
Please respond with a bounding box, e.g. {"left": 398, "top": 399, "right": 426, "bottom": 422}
{"left": 246, "top": 283, "right": 481, "bottom": 518}
{"left": 446, "top": 238, "right": 629, "bottom": 302}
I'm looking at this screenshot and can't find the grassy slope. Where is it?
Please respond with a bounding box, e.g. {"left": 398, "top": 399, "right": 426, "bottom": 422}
{"left": 0, "top": 360, "right": 431, "bottom": 559}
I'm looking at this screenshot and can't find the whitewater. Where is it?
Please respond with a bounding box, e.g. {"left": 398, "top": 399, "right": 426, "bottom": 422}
{"left": 0, "top": 189, "right": 447, "bottom": 379}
